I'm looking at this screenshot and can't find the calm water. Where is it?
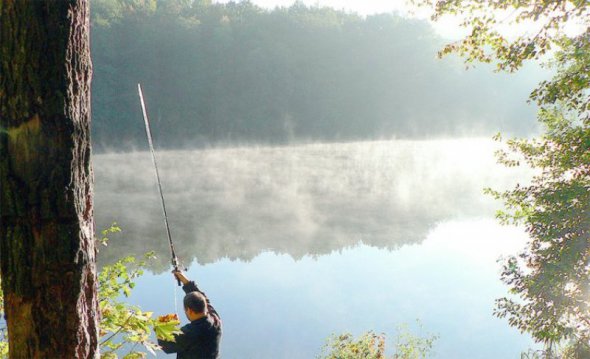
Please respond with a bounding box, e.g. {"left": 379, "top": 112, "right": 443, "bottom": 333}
{"left": 94, "top": 139, "right": 536, "bottom": 358}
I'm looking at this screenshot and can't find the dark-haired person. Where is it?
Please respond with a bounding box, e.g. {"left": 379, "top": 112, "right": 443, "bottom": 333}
{"left": 158, "top": 270, "right": 222, "bottom": 358}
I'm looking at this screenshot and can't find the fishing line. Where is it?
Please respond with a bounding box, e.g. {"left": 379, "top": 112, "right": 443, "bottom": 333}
{"left": 173, "top": 280, "right": 179, "bottom": 315}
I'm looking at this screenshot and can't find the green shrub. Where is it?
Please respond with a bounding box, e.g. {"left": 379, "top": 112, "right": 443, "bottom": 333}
{"left": 318, "top": 322, "right": 438, "bottom": 359}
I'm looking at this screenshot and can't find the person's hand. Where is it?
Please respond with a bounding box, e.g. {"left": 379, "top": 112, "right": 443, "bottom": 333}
{"left": 172, "top": 269, "right": 190, "bottom": 285}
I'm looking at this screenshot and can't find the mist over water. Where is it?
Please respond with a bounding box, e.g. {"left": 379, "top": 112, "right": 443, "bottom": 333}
{"left": 94, "top": 138, "right": 528, "bottom": 267}
{"left": 94, "top": 138, "right": 536, "bottom": 357}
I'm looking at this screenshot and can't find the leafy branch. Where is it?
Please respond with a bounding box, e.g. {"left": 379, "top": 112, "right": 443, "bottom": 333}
{"left": 97, "top": 225, "right": 180, "bottom": 358}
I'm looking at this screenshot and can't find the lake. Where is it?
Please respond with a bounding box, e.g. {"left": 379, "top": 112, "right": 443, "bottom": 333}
{"left": 94, "top": 138, "right": 536, "bottom": 358}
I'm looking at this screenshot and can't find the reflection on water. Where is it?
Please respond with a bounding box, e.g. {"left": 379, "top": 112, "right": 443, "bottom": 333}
{"left": 94, "top": 139, "right": 535, "bottom": 357}
{"left": 94, "top": 139, "right": 529, "bottom": 269}
{"left": 125, "top": 219, "right": 534, "bottom": 358}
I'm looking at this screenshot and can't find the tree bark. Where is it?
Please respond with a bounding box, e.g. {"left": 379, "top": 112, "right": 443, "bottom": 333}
{"left": 0, "top": 1, "right": 98, "bottom": 358}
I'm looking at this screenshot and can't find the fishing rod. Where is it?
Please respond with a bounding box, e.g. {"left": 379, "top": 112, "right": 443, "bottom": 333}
{"left": 137, "top": 83, "right": 182, "bottom": 286}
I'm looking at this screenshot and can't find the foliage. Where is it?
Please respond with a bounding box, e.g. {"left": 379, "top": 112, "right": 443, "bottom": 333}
{"left": 99, "top": 253, "right": 160, "bottom": 358}
{"left": 0, "top": 278, "right": 6, "bottom": 359}
{"left": 489, "top": 110, "right": 590, "bottom": 348}
{"left": 415, "top": 0, "right": 590, "bottom": 116}
{"left": 98, "top": 225, "right": 181, "bottom": 358}
{"left": 318, "top": 322, "right": 438, "bottom": 359}
{"left": 392, "top": 322, "right": 438, "bottom": 359}
{"left": 153, "top": 314, "right": 181, "bottom": 342}
{"left": 416, "top": 0, "right": 590, "bottom": 352}
{"left": 522, "top": 338, "right": 590, "bottom": 359}
{"left": 320, "top": 332, "right": 386, "bottom": 359}
{"left": 0, "top": 341, "right": 6, "bottom": 359}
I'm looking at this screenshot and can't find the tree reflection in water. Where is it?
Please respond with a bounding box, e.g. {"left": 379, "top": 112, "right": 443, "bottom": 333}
{"left": 94, "top": 139, "right": 530, "bottom": 271}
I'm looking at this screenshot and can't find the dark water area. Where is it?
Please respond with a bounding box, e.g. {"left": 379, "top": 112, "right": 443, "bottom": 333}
{"left": 94, "top": 139, "right": 537, "bottom": 357}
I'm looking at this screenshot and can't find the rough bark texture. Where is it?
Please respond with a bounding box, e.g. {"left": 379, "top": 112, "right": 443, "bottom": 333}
{"left": 0, "top": 1, "right": 98, "bottom": 358}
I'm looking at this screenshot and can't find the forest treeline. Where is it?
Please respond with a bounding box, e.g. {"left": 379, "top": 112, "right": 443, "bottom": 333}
{"left": 91, "top": 0, "right": 541, "bottom": 150}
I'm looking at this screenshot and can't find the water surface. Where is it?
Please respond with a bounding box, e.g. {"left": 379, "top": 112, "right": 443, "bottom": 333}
{"left": 94, "top": 139, "right": 535, "bottom": 358}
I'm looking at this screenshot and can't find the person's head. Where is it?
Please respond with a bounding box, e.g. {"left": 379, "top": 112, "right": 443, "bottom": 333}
{"left": 183, "top": 292, "right": 208, "bottom": 321}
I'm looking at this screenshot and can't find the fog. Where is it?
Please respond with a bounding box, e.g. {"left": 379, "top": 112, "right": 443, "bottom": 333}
{"left": 94, "top": 138, "right": 531, "bottom": 271}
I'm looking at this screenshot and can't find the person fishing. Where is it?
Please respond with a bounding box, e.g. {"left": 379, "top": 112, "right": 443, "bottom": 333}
{"left": 158, "top": 270, "right": 223, "bottom": 359}
{"left": 137, "top": 85, "right": 222, "bottom": 357}
{"left": 137, "top": 84, "right": 221, "bottom": 359}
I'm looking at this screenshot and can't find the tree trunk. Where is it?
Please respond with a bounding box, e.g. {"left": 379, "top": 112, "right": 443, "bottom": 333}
{"left": 0, "top": 1, "right": 98, "bottom": 358}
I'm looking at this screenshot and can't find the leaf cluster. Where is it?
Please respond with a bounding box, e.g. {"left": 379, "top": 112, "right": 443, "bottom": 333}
{"left": 97, "top": 225, "right": 182, "bottom": 358}
{"left": 318, "top": 322, "right": 438, "bottom": 359}
{"left": 393, "top": 322, "right": 438, "bottom": 359}
{"left": 522, "top": 339, "right": 590, "bottom": 359}
{"left": 414, "top": 1, "right": 589, "bottom": 118}
{"left": 98, "top": 248, "right": 181, "bottom": 358}
{"left": 415, "top": 1, "right": 587, "bottom": 67}
{"left": 98, "top": 253, "right": 158, "bottom": 358}
{"left": 491, "top": 110, "right": 590, "bottom": 348}
{"left": 319, "top": 331, "right": 387, "bottom": 359}
{"left": 0, "top": 277, "right": 5, "bottom": 359}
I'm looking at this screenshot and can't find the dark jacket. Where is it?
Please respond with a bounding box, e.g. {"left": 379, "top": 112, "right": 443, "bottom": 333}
{"left": 158, "top": 282, "right": 222, "bottom": 359}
